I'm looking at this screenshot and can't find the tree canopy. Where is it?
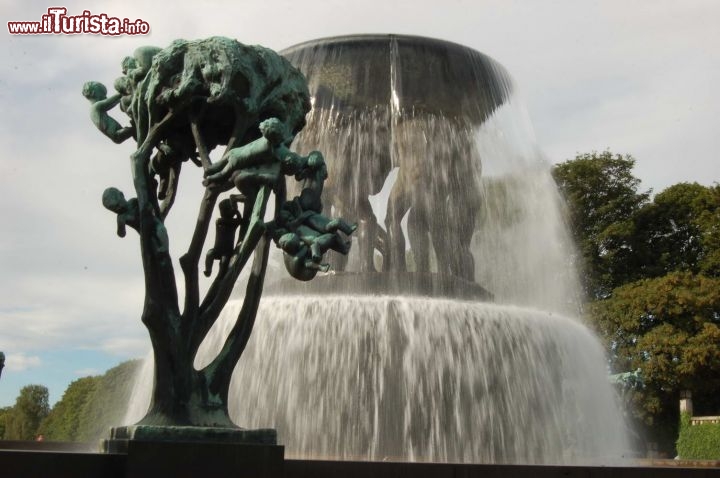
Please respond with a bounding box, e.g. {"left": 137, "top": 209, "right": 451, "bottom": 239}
{"left": 1, "top": 385, "right": 50, "bottom": 440}
{"left": 74, "top": 359, "right": 140, "bottom": 441}
{"left": 633, "top": 183, "right": 720, "bottom": 278}
{"left": 552, "top": 151, "right": 650, "bottom": 299}
{"left": 553, "top": 151, "right": 720, "bottom": 454}
{"left": 591, "top": 272, "right": 720, "bottom": 415}
{"left": 38, "top": 360, "right": 140, "bottom": 442}
{"left": 38, "top": 376, "right": 99, "bottom": 441}
{"left": 0, "top": 360, "right": 141, "bottom": 442}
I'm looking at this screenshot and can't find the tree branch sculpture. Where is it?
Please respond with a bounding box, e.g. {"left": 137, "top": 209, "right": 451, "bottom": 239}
{"left": 84, "top": 37, "right": 355, "bottom": 428}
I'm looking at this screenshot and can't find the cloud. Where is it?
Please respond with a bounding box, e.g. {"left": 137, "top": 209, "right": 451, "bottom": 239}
{"left": 0, "top": 273, "right": 147, "bottom": 355}
{"left": 96, "top": 337, "right": 151, "bottom": 358}
{"left": 4, "top": 353, "right": 42, "bottom": 372}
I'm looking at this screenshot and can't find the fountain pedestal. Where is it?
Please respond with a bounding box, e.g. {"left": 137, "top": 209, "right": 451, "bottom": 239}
{"left": 102, "top": 426, "right": 283, "bottom": 478}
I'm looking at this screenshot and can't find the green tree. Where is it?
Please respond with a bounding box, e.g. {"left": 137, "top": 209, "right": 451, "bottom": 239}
{"left": 0, "top": 406, "right": 12, "bottom": 439}
{"left": 700, "top": 184, "right": 720, "bottom": 276}
{"left": 33, "top": 360, "right": 141, "bottom": 442}
{"left": 634, "top": 183, "right": 720, "bottom": 279}
{"left": 75, "top": 359, "right": 140, "bottom": 441}
{"left": 38, "top": 376, "right": 99, "bottom": 441}
{"left": 590, "top": 272, "right": 720, "bottom": 452}
{"left": 3, "top": 384, "right": 50, "bottom": 440}
{"left": 554, "top": 151, "right": 720, "bottom": 454}
{"left": 552, "top": 151, "right": 650, "bottom": 299}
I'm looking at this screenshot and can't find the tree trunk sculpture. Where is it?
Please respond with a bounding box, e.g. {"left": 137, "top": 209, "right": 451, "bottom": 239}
{"left": 83, "top": 37, "right": 355, "bottom": 428}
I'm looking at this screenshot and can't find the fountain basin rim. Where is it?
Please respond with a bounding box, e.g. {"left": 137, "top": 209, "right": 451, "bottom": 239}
{"left": 227, "top": 295, "right": 593, "bottom": 337}
{"left": 265, "top": 271, "right": 493, "bottom": 301}
{"left": 280, "top": 33, "right": 493, "bottom": 57}
{"left": 279, "top": 33, "right": 514, "bottom": 123}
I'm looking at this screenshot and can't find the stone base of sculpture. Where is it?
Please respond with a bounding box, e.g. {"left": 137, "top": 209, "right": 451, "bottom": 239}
{"left": 101, "top": 425, "right": 282, "bottom": 478}
{"left": 102, "top": 425, "right": 277, "bottom": 453}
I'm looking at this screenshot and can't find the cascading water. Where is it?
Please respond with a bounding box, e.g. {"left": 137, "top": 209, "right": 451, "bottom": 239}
{"left": 123, "top": 35, "right": 628, "bottom": 464}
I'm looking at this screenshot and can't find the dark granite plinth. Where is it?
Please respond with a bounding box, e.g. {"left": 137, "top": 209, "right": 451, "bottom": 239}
{"left": 103, "top": 425, "right": 277, "bottom": 453}
{"left": 0, "top": 449, "right": 126, "bottom": 478}
{"left": 123, "top": 440, "right": 283, "bottom": 478}
{"left": 100, "top": 425, "right": 283, "bottom": 478}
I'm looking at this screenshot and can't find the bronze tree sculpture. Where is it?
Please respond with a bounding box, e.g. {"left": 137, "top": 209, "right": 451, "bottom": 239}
{"left": 84, "top": 37, "right": 354, "bottom": 429}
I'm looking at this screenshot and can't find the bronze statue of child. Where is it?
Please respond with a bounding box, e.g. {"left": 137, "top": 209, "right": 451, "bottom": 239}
{"left": 82, "top": 81, "right": 134, "bottom": 144}
{"left": 203, "top": 118, "right": 293, "bottom": 193}
{"left": 204, "top": 195, "right": 246, "bottom": 277}
{"left": 102, "top": 187, "right": 139, "bottom": 237}
{"left": 294, "top": 188, "right": 357, "bottom": 239}
{"left": 102, "top": 187, "right": 169, "bottom": 253}
{"left": 270, "top": 188, "right": 356, "bottom": 275}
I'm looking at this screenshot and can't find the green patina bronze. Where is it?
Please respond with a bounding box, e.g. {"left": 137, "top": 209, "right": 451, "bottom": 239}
{"left": 609, "top": 368, "right": 644, "bottom": 389}
{"left": 84, "top": 37, "right": 355, "bottom": 431}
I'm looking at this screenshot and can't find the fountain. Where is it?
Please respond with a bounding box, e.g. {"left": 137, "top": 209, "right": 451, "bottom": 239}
{"left": 125, "top": 35, "right": 628, "bottom": 464}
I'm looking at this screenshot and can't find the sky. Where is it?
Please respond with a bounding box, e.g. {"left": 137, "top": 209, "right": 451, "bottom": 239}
{"left": 1, "top": 0, "right": 719, "bottom": 408}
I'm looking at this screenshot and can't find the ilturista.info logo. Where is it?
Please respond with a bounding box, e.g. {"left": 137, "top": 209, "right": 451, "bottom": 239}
{"left": 8, "top": 7, "right": 150, "bottom": 35}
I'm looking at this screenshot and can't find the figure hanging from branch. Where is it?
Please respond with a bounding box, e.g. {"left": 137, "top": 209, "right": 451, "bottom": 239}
{"left": 267, "top": 186, "right": 357, "bottom": 280}
{"left": 82, "top": 81, "right": 134, "bottom": 144}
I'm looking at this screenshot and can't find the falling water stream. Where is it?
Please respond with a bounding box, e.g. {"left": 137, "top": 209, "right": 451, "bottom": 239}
{"left": 123, "top": 35, "right": 628, "bottom": 464}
